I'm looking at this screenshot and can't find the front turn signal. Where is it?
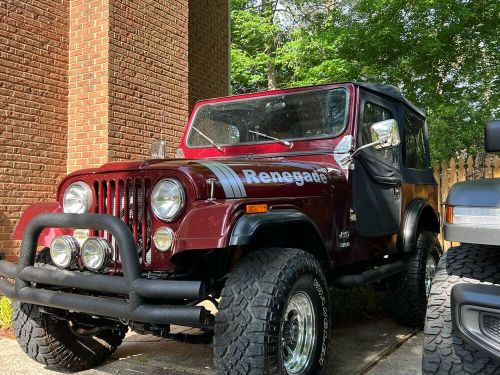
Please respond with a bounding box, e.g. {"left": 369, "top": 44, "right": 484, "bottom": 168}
{"left": 245, "top": 204, "right": 268, "bottom": 214}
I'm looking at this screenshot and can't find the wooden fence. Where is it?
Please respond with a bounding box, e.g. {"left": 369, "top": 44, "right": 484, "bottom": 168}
{"left": 433, "top": 155, "right": 500, "bottom": 249}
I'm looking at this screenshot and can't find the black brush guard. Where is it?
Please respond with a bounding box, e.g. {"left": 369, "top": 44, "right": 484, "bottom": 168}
{"left": 0, "top": 213, "right": 209, "bottom": 327}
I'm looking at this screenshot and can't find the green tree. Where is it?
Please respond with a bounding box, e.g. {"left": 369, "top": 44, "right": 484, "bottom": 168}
{"left": 230, "top": 0, "right": 499, "bottom": 160}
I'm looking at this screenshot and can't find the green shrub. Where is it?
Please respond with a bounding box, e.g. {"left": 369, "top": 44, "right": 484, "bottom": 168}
{"left": 0, "top": 296, "right": 13, "bottom": 329}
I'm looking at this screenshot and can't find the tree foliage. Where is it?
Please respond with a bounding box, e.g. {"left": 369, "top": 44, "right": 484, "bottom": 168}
{"left": 231, "top": 0, "right": 499, "bottom": 160}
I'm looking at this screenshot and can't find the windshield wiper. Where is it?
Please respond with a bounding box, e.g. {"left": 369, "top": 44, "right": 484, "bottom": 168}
{"left": 192, "top": 126, "right": 223, "bottom": 151}
{"left": 248, "top": 130, "right": 293, "bottom": 148}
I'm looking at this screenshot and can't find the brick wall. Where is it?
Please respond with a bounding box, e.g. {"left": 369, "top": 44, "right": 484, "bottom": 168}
{"left": 67, "top": 0, "right": 110, "bottom": 173}
{"left": 188, "top": 0, "right": 229, "bottom": 110}
{"left": 0, "top": 0, "right": 229, "bottom": 260}
{"left": 0, "top": 0, "right": 69, "bottom": 260}
{"left": 108, "top": 0, "right": 189, "bottom": 159}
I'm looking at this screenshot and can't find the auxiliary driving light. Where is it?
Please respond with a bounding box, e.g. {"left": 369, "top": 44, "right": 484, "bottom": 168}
{"left": 153, "top": 227, "right": 175, "bottom": 252}
{"left": 81, "top": 237, "right": 112, "bottom": 272}
{"left": 50, "top": 236, "right": 79, "bottom": 269}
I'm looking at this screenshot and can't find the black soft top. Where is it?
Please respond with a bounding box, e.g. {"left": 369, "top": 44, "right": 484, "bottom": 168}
{"left": 355, "top": 82, "right": 426, "bottom": 118}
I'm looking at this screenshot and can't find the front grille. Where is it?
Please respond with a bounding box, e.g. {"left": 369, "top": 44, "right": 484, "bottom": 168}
{"left": 93, "top": 178, "right": 152, "bottom": 272}
{"left": 483, "top": 314, "right": 500, "bottom": 340}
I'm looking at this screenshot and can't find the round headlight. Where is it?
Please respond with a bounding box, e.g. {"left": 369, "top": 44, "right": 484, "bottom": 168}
{"left": 151, "top": 179, "right": 185, "bottom": 221}
{"left": 153, "top": 227, "right": 175, "bottom": 252}
{"left": 50, "top": 236, "right": 79, "bottom": 269}
{"left": 63, "top": 182, "right": 93, "bottom": 214}
{"left": 81, "top": 237, "right": 112, "bottom": 272}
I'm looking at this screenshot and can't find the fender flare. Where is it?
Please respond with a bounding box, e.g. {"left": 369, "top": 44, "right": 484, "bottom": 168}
{"left": 229, "top": 209, "right": 317, "bottom": 246}
{"left": 399, "top": 199, "right": 440, "bottom": 253}
{"left": 13, "top": 202, "right": 70, "bottom": 246}
{"left": 228, "top": 209, "right": 331, "bottom": 271}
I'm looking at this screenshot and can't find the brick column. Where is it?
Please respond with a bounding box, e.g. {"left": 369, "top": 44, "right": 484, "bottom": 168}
{"left": 67, "top": 0, "right": 110, "bottom": 173}
{"left": 188, "top": 0, "right": 230, "bottom": 110}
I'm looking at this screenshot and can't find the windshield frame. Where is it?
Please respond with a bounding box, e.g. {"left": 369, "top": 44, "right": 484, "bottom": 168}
{"left": 185, "top": 87, "right": 350, "bottom": 149}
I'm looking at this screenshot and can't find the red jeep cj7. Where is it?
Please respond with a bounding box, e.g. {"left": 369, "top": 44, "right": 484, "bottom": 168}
{"left": 0, "top": 82, "right": 442, "bottom": 374}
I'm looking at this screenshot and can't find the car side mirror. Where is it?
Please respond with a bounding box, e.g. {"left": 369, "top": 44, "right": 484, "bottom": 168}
{"left": 344, "top": 119, "right": 401, "bottom": 165}
{"left": 371, "top": 119, "right": 401, "bottom": 150}
{"left": 485, "top": 120, "right": 500, "bottom": 153}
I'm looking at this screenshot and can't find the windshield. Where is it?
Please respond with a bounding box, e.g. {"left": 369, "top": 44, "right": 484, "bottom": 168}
{"left": 187, "top": 88, "right": 348, "bottom": 148}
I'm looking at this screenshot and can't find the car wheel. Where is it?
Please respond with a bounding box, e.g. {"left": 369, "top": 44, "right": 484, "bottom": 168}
{"left": 390, "top": 231, "right": 442, "bottom": 327}
{"left": 214, "top": 248, "right": 331, "bottom": 374}
{"left": 12, "top": 249, "right": 126, "bottom": 371}
{"left": 422, "top": 244, "right": 500, "bottom": 374}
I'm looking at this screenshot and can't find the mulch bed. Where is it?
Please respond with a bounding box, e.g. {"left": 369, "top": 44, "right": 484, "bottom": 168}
{"left": 0, "top": 327, "right": 15, "bottom": 339}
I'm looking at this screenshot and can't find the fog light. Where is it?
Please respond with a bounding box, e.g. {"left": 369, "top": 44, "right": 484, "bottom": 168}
{"left": 50, "top": 236, "right": 79, "bottom": 269}
{"left": 81, "top": 237, "right": 112, "bottom": 272}
{"left": 153, "top": 227, "right": 174, "bottom": 252}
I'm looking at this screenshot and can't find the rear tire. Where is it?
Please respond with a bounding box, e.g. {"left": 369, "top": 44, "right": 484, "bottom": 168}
{"left": 12, "top": 249, "right": 126, "bottom": 371}
{"left": 422, "top": 244, "right": 500, "bottom": 374}
{"left": 214, "top": 248, "right": 331, "bottom": 374}
{"left": 390, "top": 231, "right": 442, "bottom": 327}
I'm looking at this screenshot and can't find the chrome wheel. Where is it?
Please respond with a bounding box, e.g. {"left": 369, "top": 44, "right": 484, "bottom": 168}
{"left": 425, "top": 255, "right": 438, "bottom": 297}
{"left": 281, "top": 291, "right": 316, "bottom": 375}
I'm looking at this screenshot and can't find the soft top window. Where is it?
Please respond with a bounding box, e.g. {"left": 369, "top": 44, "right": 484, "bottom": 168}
{"left": 187, "top": 88, "right": 348, "bottom": 148}
{"left": 404, "top": 112, "right": 428, "bottom": 169}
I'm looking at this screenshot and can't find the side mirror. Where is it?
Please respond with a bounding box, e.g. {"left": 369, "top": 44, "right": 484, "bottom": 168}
{"left": 485, "top": 120, "right": 500, "bottom": 153}
{"left": 371, "top": 119, "right": 401, "bottom": 150}
{"left": 344, "top": 119, "right": 401, "bottom": 164}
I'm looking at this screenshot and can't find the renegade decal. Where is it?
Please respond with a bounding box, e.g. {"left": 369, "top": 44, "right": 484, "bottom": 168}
{"left": 242, "top": 169, "right": 328, "bottom": 186}
{"left": 197, "top": 161, "right": 247, "bottom": 198}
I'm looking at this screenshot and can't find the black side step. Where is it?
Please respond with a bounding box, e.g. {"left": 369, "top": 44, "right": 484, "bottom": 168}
{"left": 332, "top": 260, "right": 405, "bottom": 288}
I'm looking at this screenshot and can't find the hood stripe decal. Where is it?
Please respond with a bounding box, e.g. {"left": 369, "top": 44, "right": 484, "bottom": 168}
{"left": 216, "top": 162, "right": 247, "bottom": 198}
{"left": 197, "top": 161, "right": 247, "bottom": 198}
{"left": 198, "top": 161, "right": 236, "bottom": 198}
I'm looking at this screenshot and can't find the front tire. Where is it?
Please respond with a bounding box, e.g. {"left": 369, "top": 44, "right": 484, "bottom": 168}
{"left": 214, "top": 248, "right": 330, "bottom": 374}
{"left": 12, "top": 249, "right": 126, "bottom": 371}
{"left": 390, "top": 230, "right": 442, "bottom": 327}
{"left": 422, "top": 244, "right": 500, "bottom": 374}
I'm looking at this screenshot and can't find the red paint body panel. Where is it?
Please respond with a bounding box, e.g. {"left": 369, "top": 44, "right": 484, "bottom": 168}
{"left": 13, "top": 203, "right": 71, "bottom": 247}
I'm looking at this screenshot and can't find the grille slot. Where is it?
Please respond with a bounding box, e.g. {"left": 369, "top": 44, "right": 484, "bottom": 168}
{"left": 93, "top": 178, "right": 152, "bottom": 272}
{"left": 483, "top": 314, "right": 500, "bottom": 340}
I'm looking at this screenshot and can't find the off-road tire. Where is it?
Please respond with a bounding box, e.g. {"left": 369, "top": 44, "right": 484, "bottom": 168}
{"left": 214, "top": 248, "right": 331, "bottom": 374}
{"left": 390, "top": 231, "right": 442, "bottom": 327}
{"left": 422, "top": 244, "right": 500, "bottom": 374}
{"left": 12, "top": 249, "right": 126, "bottom": 371}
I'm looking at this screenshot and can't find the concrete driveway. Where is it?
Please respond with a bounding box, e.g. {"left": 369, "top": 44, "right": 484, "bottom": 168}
{"left": 0, "top": 319, "right": 423, "bottom": 374}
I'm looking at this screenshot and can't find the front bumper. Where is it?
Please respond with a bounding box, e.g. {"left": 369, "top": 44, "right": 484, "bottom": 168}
{"left": 451, "top": 283, "right": 500, "bottom": 361}
{"left": 444, "top": 223, "right": 500, "bottom": 246}
{"left": 0, "top": 213, "right": 209, "bottom": 327}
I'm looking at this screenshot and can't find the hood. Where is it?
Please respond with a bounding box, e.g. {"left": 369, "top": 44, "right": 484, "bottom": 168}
{"left": 64, "top": 158, "right": 343, "bottom": 199}
{"left": 447, "top": 179, "right": 500, "bottom": 208}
